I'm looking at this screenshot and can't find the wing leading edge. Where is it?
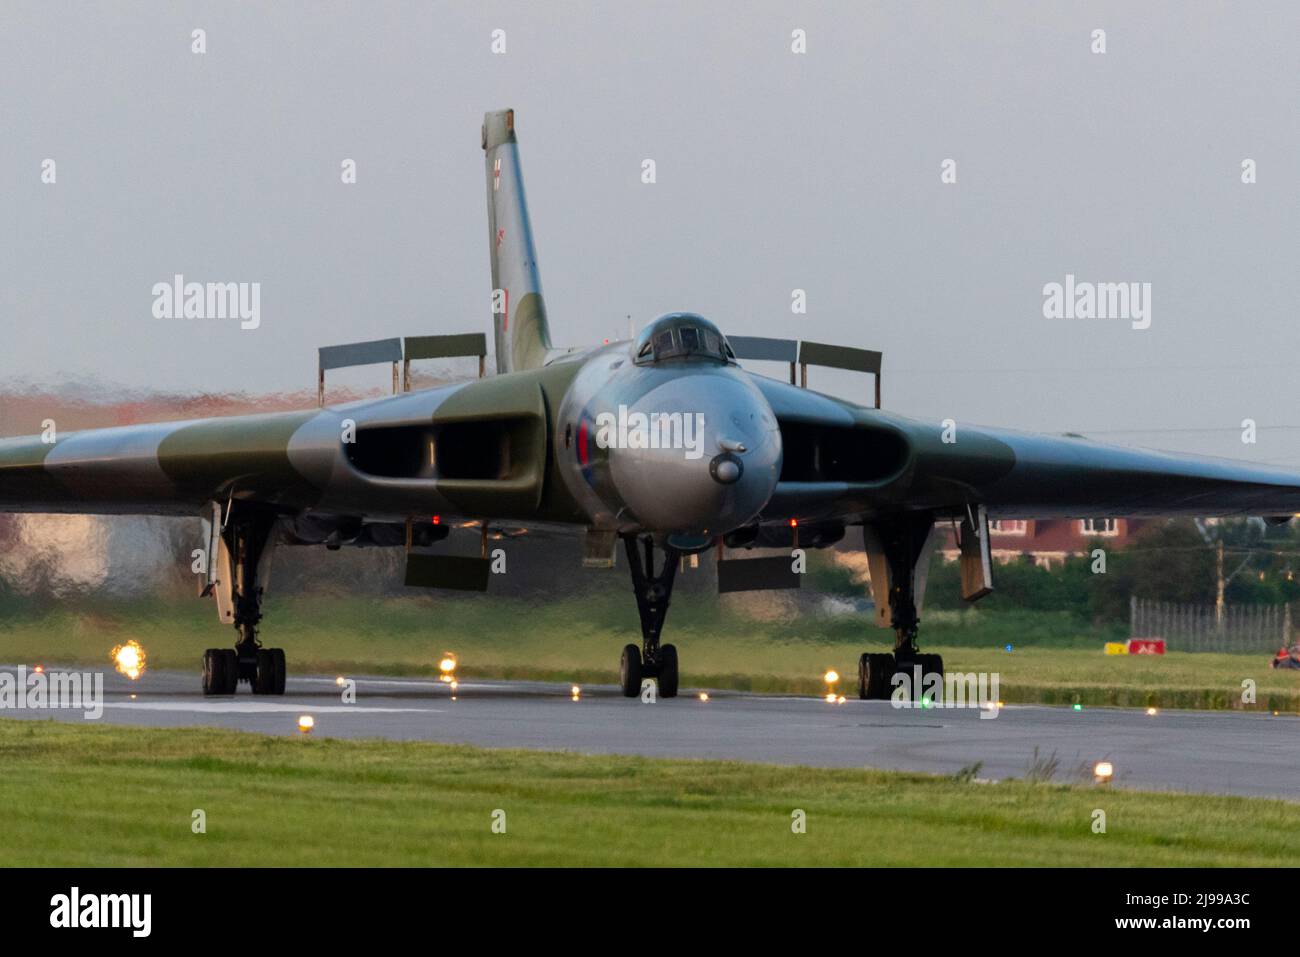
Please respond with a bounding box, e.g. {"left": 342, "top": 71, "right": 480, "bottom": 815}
{"left": 751, "top": 376, "right": 1300, "bottom": 522}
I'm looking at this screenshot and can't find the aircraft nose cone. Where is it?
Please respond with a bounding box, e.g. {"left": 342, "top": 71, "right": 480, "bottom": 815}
{"left": 606, "top": 372, "right": 781, "bottom": 535}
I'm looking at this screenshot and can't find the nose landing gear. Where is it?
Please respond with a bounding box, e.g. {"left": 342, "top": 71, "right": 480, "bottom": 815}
{"left": 620, "top": 535, "right": 681, "bottom": 697}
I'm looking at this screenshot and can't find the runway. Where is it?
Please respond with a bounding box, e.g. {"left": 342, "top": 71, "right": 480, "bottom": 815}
{"left": 4, "top": 666, "right": 1299, "bottom": 800}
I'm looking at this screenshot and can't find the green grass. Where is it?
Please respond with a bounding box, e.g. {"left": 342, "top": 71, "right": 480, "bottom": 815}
{"left": 1, "top": 719, "right": 1296, "bottom": 866}
{"left": 2, "top": 595, "right": 1297, "bottom": 710}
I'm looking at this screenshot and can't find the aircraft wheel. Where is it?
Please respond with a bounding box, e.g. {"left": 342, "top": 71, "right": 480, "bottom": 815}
{"left": 252, "top": 649, "right": 272, "bottom": 694}
{"left": 202, "top": 649, "right": 223, "bottom": 695}
{"left": 619, "top": 644, "right": 642, "bottom": 698}
{"left": 268, "top": 648, "right": 286, "bottom": 695}
{"left": 204, "top": 648, "right": 238, "bottom": 695}
{"left": 252, "top": 650, "right": 269, "bottom": 694}
{"left": 658, "top": 644, "right": 679, "bottom": 698}
{"left": 858, "top": 652, "right": 894, "bottom": 700}
{"left": 219, "top": 649, "right": 239, "bottom": 694}
{"left": 919, "top": 653, "right": 944, "bottom": 703}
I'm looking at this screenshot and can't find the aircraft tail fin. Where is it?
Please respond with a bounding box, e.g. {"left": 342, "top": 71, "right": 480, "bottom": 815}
{"left": 483, "top": 109, "right": 553, "bottom": 374}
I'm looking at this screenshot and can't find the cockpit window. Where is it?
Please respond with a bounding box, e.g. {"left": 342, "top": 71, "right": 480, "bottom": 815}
{"left": 634, "top": 313, "right": 736, "bottom": 366}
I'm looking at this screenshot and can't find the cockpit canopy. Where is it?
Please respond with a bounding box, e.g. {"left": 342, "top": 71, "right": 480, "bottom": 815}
{"left": 633, "top": 313, "right": 736, "bottom": 365}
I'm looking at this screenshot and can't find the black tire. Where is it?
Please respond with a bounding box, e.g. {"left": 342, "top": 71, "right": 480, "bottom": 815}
{"left": 858, "top": 652, "right": 895, "bottom": 700}
{"left": 898, "top": 653, "right": 944, "bottom": 703}
{"left": 218, "top": 648, "right": 239, "bottom": 694}
{"left": 202, "top": 649, "right": 222, "bottom": 695}
{"left": 658, "top": 644, "right": 679, "bottom": 698}
{"left": 253, "top": 649, "right": 273, "bottom": 695}
{"left": 268, "top": 648, "right": 286, "bottom": 695}
{"left": 619, "top": 644, "right": 642, "bottom": 698}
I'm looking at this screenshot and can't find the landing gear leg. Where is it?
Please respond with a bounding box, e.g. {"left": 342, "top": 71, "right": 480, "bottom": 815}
{"left": 622, "top": 535, "right": 681, "bottom": 698}
{"left": 858, "top": 516, "right": 944, "bottom": 701}
{"left": 208, "top": 510, "right": 287, "bottom": 696}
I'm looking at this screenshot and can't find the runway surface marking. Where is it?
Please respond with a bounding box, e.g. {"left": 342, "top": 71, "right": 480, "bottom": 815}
{"left": 114, "top": 701, "right": 440, "bottom": 715}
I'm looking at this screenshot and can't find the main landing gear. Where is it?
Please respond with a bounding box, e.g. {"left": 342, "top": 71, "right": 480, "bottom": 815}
{"left": 857, "top": 515, "right": 944, "bottom": 701}
{"left": 203, "top": 509, "right": 287, "bottom": 696}
{"left": 620, "top": 535, "right": 681, "bottom": 698}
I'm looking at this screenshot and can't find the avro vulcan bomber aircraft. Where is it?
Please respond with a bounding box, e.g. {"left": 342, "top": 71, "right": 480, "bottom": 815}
{"left": 4, "top": 109, "right": 1300, "bottom": 699}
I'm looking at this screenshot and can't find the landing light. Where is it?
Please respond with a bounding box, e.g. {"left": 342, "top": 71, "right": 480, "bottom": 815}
{"left": 1146, "top": 707, "right": 1157, "bottom": 716}
{"left": 571, "top": 685, "right": 581, "bottom": 701}
{"left": 1094, "top": 761, "right": 1114, "bottom": 784}
{"left": 698, "top": 692, "right": 709, "bottom": 702}
{"left": 836, "top": 695, "right": 846, "bottom": 705}
{"left": 335, "top": 676, "right": 346, "bottom": 687}
{"left": 111, "top": 640, "right": 147, "bottom": 680}
{"left": 824, "top": 693, "right": 837, "bottom": 704}
{"left": 297, "top": 715, "right": 315, "bottom": 734}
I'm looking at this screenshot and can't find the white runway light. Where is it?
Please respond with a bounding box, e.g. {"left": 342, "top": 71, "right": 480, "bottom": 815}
{"left": 1093, "top": 761, "right": 1114, "bottom": 784}
{"left": 297, "top": 715, "right": 315, "bottom": 734}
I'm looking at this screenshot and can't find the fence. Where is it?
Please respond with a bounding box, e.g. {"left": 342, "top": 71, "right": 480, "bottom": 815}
{"left": 1129, "top": 596, "right": 1293, "bottom": 653}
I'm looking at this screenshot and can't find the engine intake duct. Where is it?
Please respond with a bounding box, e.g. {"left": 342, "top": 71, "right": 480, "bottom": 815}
{"left": 778, "top": 422, "right": 909, "bottom": 484}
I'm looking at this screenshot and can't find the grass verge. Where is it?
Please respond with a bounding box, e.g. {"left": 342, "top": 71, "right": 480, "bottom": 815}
{"left": 1, "top": 719, "right": 1295, "bottom": 866}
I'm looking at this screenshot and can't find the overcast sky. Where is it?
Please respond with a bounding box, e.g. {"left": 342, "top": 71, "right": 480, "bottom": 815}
{"left": 2, "top": 2, "right": 1297, "bottom": 462}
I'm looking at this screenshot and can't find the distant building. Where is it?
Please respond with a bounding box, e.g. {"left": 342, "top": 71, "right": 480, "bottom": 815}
{"left": 938, "top": 518, "right": 1148, "bottom": 568}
